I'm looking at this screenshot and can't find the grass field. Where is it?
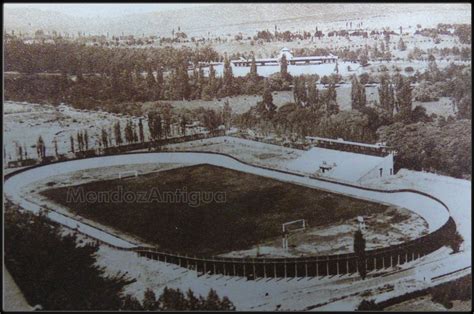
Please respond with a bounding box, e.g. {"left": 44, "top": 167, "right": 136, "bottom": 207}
{"left": 41, "top": 164, "right": 388, "bottom": 256}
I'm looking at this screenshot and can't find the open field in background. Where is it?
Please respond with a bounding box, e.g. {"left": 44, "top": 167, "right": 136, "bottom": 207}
{"left": 40, "top": 164, "right": 394, "bottom": 256}
{"left": 145, "top": 88, "right": 456, "bottom": 116}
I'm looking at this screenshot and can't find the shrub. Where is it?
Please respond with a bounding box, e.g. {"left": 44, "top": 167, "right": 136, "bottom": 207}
{"left": 448, "top": 230, "right": 464, "bottom": 253}
{"left": 357, "top": 299, "right": 382, "bottom": 311}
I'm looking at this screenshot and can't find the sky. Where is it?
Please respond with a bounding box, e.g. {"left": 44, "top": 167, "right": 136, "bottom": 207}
{"left": 4, "top": 3, "right": 214, "bottom": 18}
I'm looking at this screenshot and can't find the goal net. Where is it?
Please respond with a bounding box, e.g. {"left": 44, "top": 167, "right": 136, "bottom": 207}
{"left": 118, "top": 170, "right": 138, "bottom": 179}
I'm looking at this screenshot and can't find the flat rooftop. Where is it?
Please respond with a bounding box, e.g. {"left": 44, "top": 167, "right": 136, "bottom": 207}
{"left": 285, "top": 146, "right": 387, "bottom": 182}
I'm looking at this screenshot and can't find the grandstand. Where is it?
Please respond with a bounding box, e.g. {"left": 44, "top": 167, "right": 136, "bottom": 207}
{"left": 286, "top": 137, "right": 396, "bottom": 183}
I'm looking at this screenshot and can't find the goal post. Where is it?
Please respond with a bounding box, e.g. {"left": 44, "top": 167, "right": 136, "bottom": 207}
{"left": 118, "top": 170, "right": 138, "bottom": 179}
{"left": 282, "top": 219, "right": 307, "bottom": 251}
{"left": 282, "top": 219, "right": 306, "bottom": 233}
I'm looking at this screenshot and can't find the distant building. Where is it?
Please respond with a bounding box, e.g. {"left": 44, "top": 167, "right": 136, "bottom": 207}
{"left": 286, "top": 136, "right": 396, "bottom": 183}
{"left": 232, "top": 48, "right": 338, "bottom": 67}
{"left": 278, "top": 47, "right": 294, "bottom": 61}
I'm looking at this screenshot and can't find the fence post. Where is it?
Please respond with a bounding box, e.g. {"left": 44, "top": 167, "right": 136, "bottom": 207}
{"left": 274, "top": 263, "right": 277, "bottom": 278}
{"left": 305, "top": 262, "right": 308, "bottom": 277}
{"left": 284, "top": 260, "right": 287, "bottom": 278}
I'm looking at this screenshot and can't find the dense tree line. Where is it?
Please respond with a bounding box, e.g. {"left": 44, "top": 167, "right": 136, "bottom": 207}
{"left": 123, "top": 287, "right": 235, "bottom": 311}
{"left": 236, "top": 74, "right": 350, "bottom": 140}
{"left": 236, "top": 62, "right": 471, "bottom": 178}
{"left": 4, "top": 39, "right": 219, "bottom": 74}
{"left": 5, "top": 201, "right": 135, "bottom": 310}
{"left": 4, "top": 49, "right": 274, "bottom": 107}
{"left": 5, "top": 201, "right": 236, "bottom": 310}
{"left": 414, "top": 61, "right": 471, "bottom": 119}
{"left": 377, "top": 119, "right": 471, "bottom": 178}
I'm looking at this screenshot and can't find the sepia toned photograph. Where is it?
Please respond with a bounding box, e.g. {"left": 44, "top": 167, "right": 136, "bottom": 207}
{"left": 2, "top": 2, "right": 472, "bottom": 311}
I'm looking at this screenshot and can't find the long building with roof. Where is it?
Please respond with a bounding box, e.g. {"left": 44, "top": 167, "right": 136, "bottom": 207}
{"left": 232, "top": 47, "right": 338, "bottom": 67}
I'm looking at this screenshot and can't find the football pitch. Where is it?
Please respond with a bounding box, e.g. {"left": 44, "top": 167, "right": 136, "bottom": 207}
{"left": 41, "top": 164, "right": 388, "bottom": 255}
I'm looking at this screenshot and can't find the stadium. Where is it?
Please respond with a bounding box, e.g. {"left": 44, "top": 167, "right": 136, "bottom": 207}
{"left": 4, "top": 138, "right": 456, "bottom": 279}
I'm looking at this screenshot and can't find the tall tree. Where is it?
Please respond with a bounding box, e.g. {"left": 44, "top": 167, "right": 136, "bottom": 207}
{"left": 307, "top": 78, "right": 320, "bottom": 111}
{"left": 76, "top": 131, "right": 83, "bottom": 152}
{"left": 84, "top": 130, "right": 89, "bottom": 150}
{"left": 260, "top": 79, "right": 277, "bottom": 119}
{"left": 351, "top": 75, "right": 366, "bottom": 111}
{"left": 114, "top": 121, "right": 123, "bottom": 145}
{"left": 222, "top": 100, "right": 232, "bottom": 130}
{"left": 280, "top": 53, "right": 289, "bottom": 79}
{"left": 196, "top": 66, "right": 205, "bottom": 99}
{"left": 156, "top": 66, "right": 164, "bottom": 99}
{"left": 146, "top": 67, "right": 157, "bottom": 99}
{"left": 17, "top": 143, "right": 23, "bottom": 161}
{"left": 222, "top": 54, "right": 234, "bottom": 97}
{"left": 70, "top": 135, "right": 75, "bottom": 153}
{"left": 354, "top": 229, "right": 367, "bottom": 279}
{"left": 124, "top": 120, "right": 133, "bottom": 143}
{"left": 36, "top": 135, "right": 46, "bottom": 159}
{"left": 180, "top": 115, "right": 187, "bottom": 135}
{"left": 397, "top": 37, "right": 406, "bottom": 51}
{"left": 378, "top": 74, "right": 395, "bottom": 118}
{"left": 53, "top": 137, "right": 59, "bottom": 158}
{"left": 325, "top": 80, "right": 339, "bottom": 115}
{"left": 142, "top": 288, "right": 159, "bottom": 311}
{"left": 249, "top": 54, "right": 258, "bottom": 79}
{"left": 203, "top": 64, "right": 217, "bottom": 100}
{"left": 396, "top": 76, "right": 413, "bottom": 123}
{"left": 293, "top": 76, "right": 308, "bottom": 107}
{"left": 138, "top": 118, "right": 145, "bottom": 143}
{"left": 148, "top": 112, "right": 163, "bottom": 141}
{"left": 162, "top": 107, "right": 172, "bottom": 137}
{"left": 101, "top": 128, "right": 108, "bottom": 149}
{"left": 177, "top": 62, "right": 190, "bottom": 100}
